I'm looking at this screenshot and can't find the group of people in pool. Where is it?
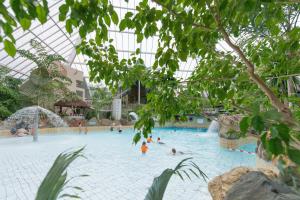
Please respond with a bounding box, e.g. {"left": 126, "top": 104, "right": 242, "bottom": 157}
{"left": 110, "top": 123, "right": 123, "bottom": 133}
{"left": 141, "top": 135, "right": 186, "bottom": 155}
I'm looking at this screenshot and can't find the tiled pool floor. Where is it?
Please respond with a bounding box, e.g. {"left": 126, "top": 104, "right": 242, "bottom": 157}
{"left": 0, "top": 128, "right": 255, "bottom": 200}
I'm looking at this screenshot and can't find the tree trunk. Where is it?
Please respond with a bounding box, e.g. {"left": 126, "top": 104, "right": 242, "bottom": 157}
{"left": 213, "top": 11, "right": 295, "bottom": 125}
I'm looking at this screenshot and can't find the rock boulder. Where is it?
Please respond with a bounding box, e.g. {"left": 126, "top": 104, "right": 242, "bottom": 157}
{"left": 208, "top": 167, "right": 278, "bottom": 200}
{"left": 224, "top": 171, "right": 300, "bottom": 200}
{"left": 218, "top": 114, "right": 243, "bottom": 139}
{"left": 208, "top": 167, "right": 252, "bottom": 200}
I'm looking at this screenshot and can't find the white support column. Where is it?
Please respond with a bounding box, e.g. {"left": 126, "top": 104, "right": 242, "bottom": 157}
{"left": 112, "top": 98, "right": 122, "bottom": 120}
{"left": 67, "top": 37, "right": 82, "bottom": 66}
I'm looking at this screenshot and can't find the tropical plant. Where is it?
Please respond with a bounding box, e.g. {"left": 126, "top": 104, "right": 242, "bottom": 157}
{"left": 145, "top": 157, "right": 208, "bottom": 200}
{"left": 0, "top": 67, "right": 31, "bottom": 119}
{"left": 91, "top": 87, "right": 112, "bottom": 120}
{"left": 2, "top": 0, "right": 300, "bottom": 168}
{"left": 73, "top": 0, "right": 300, "bottom": 168}
{"left": 18, "top": 39, "right": 73, "bottom": 110}
{"left": 35, "top": 147, "right": 86, "bottom": 200}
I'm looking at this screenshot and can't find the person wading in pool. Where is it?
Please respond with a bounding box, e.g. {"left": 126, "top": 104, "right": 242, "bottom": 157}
{"left": 147, "top": 135, "right": 153, "bottom": 143}
{"left": 78, "top": 122, "right": 82, "bottom": 134}
{"left": 170, "top": 148, "right": 193, "bottom": 156}
{"left": 157, "top": 137, "right": 165, "bottom": 144}
{"left": 141, "top": 141, "right": 148, "bottom": 154}
{"left": 117, "top": 125, "right": 122, "bottom": 133}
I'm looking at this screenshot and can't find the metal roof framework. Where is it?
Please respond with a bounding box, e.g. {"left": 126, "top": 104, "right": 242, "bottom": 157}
{"left": 0, "top": 0, "right": 197, "bottom": 83}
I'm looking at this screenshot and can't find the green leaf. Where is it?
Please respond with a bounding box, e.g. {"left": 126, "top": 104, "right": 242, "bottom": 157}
{"left": 111, "top": 10, "right": 119, "bottom": 25}
{"left": 287, "top": 148, "right": 300, "bottom": 165}
{"left": 145, "top": 168, "right": 174, "bottom": 200}
{"left": 132, "top": 132, "right": 141, "bottom": 145}
{"left": 102, "top": 0, "right": 108, "bottom": 5}
{"left": 178, "top": 51, "right": 188, "bottom": 61}
{"left": 35, "top": 147, "right": 85, "bottom": 200}
{"left": 136, "top": 48, "right": 141, "bottom": 54}
{"left": 251, "top": 115, "right": 264, "bottom": 133}
{"left": 66, "top": 0, "right": 74, "bottom": 5}
{"left": 243, "top": 0, "right": 256, "bottom": 12}
{"left": 59, "top": 4, "right": 69, "bottom": 15}
{"left": 119, "top": 19, "right": 127, "bottom": 31}
{"left": 240, "top": 117, "right": 249, "bottom": 135}
{"left": 137, "top": 33, "right": 143, "bottom": 43}
{"left": 145, "top": 158, "right": 206, "bottom": 200}
{"left": 36, "top": 5, "right": 47, "bottom": 24}
{"left": 260, "top": 132, "right": 267, "bottom": 149}
{"left": 270, "top": 126, "right": 279, "bottom": 138}
{"left": 65, "top": 19, "right": 73, "bottom": 34}
{"left": 125, "top": 12, "right": 133, "bottom": 18}
{"left": 95, "top": 29, "right": 101, "bottom": 45}
{"left": 262, "top": 110, "right": 282, "bottom": 121}
{"left": 19, "top": 18, "right": 31, "bottom": 30}
{"left": 104, "top": 14, "right": 111, "bottom": 26}
{"left": 255, "top": 14, "right": 263, "bottom": 27}
{"left": 268, "top": 138, "right": 283, "bottom": 156}
{"left": 79, "top": 26, "right": 87, "bottom": 38}
{"left": 219, "top": 0, "right": 228, "bottom": 11}
{"left": 250, "top": 102, "right": 260, "bottom": 114}
{"left": 275, "top": 124, "right": 290, "bottom": 144}
{"left": 4, "top": 39, "right": 16, "bottom": 57}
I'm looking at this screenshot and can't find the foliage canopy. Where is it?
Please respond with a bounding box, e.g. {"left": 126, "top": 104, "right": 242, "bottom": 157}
{"left": 1, "top": 0, "right": 300, "bottom": 167}
{"left": 0, "top": 67, "right": 30, "bottom": 119}
{"left": 18, "top": 39, "right": 75, "bottom": 110}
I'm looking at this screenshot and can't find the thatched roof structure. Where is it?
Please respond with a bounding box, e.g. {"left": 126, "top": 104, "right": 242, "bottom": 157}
{"left": 54, "top": 99, "right": 90, "bottom": 108}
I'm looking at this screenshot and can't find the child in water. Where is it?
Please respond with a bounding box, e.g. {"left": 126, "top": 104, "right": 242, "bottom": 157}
{"left": 171, "top": 148, "right": 185, "bottom": 155}
{"left": 117, "top": 125, "right": 122, "bottom": 133}
{"left": 78, "top": 122, "right": 82, "bottom": 134}
{"left": 141, "top": 141, "right": 148, "bottom": 154}
{"left": 171, "top": 148, "right": 192, "bottom": 156}
{"left": 157, "top": 137, "right": 165, "bottom": 144}
{"left": 147, "top": 135, "right": 153, "bottom": 143}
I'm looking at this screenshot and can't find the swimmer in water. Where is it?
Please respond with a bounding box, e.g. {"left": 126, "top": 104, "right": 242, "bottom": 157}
{"left": 171, "top": 148, "right": 188, "bottom": 156}
{"left": 110, "top": 123, "right": 115, "bottom": 131}
{"left": 117, "top": 125, "right": 122, "bottom": 133}
{"left": 147, "top": 135, "right": 153, "bottom": 143}
{"left": 141, "top": 141, "right": 148, "bottom": 154}
{"left": 78, "top": 122, "right": 82, "bottom": 134}
{"left": 157, "top": 137, "right": 165, "bottom": 144}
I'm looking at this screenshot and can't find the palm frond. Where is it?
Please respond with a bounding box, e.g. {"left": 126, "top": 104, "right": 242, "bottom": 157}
{"left": 144, "top": 158, "right": 207, "bottom": 200}
{"left": 35, "top": 147, "right": 86, "bottom": 200}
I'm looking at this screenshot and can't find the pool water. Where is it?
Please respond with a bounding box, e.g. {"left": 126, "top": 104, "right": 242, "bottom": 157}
{"left": 0, "top": 128, "right": 256, "bottom": 200}
{"left": 239, "top": 143, "right": 257, "bottom": 153}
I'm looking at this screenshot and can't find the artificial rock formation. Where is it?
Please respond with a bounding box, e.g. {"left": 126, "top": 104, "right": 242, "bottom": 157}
{"left": 224, "top": 171, "right": 300, "bottom": 200}
{"left": 208, "top": 167, "right": 277, "bottom": 200}
{"left": 218, "top": 114, "right": 243, "bottom": 139}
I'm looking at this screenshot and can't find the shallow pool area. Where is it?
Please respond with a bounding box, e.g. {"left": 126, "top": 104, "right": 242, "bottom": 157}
{"left": 0, "top": 128, "right": 256, "bottom": 200}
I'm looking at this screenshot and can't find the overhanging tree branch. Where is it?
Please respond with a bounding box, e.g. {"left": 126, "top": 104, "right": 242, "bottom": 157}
{"left": 210, "top": 1, "right": 295, "bottom": 125}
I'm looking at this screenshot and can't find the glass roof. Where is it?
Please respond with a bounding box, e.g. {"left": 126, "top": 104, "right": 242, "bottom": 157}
{"left": 0, "top": 0, "right": 196, "bottom": 82}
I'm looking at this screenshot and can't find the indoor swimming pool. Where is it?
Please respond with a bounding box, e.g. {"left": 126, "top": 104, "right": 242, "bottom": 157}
{"left": 0, "top": 128, "right": 256, "bottom": 200}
